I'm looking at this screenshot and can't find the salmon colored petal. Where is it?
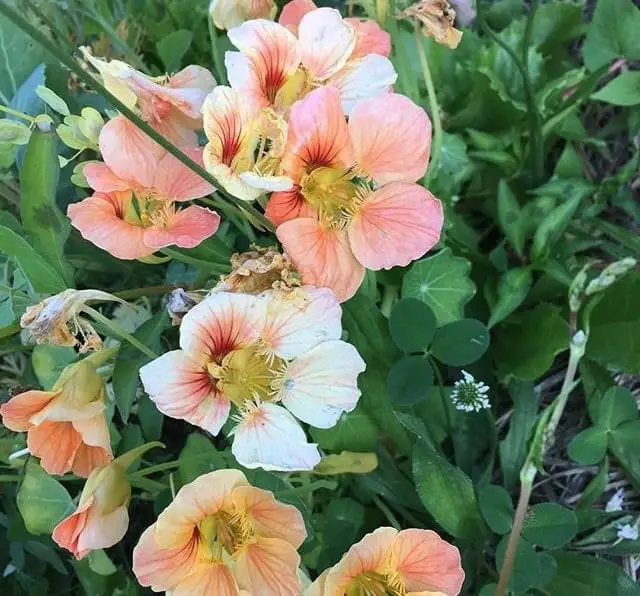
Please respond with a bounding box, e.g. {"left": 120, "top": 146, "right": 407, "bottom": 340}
{"left": 143, "top": 205, "right": 220, "bottom": 250}
{"left": 281, "top": 340, "right": 364, "bottom": 428}
{"left": 227, "top": 20, "right": 301, "bottom": 109}
{"left": 84, "top": 162, "right": 131, "bottom": 193}
{"left": 330, "top": 54, "right": 396, "bottom": 115}
{"left": 346, "top": 18, "right": 391, "bottom": 57}
{"left": 236, "top": 535, "right": 301, "bottom": 596}
{"left": 71, "top": 443, "right": 113, "bottom": 478}
{"left": 276, "top": 218, "right": 365, "bottom": 302}
{"left": 257, "top": 287, "right": 342, "bottom": 359}
{"left": 265, "top": 187, "right": 315, "bottom": 226}
{"left": 0, "top": 390, "right": 57, "bottom": 431}
{"left": 99, "top": 115, "right": 164, "bottom": 188}
{"left": 132, "top": 525, "right": 200, "bottom": 591}
{"left": 171, "top": 563, "right": 239, "bottom": 596}
{"left": 170, "top": 65, "right": 217, "bottom": 95}
{"left": 391, "top": 529, "right": 464, "bottom": 595}
{"left": 298, "top": 8, "right": 355, "bottom": 80}
{"left": 77, "top": 505, "right": 129, "bottom": 553}
{"left": 27, "top": 421, "right": 82, "bottom": 476}
{"left": 232, "top": 485, "right": 306, "bottom": 548}
{"left": 52, "top": 495, "right": 94, "bottom": 559}
{"left": 153, "top": 147, "right": 214, "bottom": 201}
{"left": 153, "top": 115, "right": 199, "bottom": 147}
{"left": 282, "top": 86, "right": 353, "bottom": 180}
{"left": 179, "top": 292, "right": 261, "bottom": 359}
{"left": 72, "top": 413, "right": 111, "bottom": 449}
{"left": 347, "top": 183, "right": 443, "bottom": 270}
{"left": 139, "top": 350, "right": 230, "bottom": 435}
{"left": 67, "top": 193, "right": 154, "bottom": 260}
{"left": 278, "top": 0, "right": 316, "bottom": 33}
{"left": 232, "top": 403, "right": 320, "bottom": 471}
{"left": 349, "top": 94, "right": 431, "bottom": 184}
{"left": 325, "top": 527, "right": 397, "bottom": 594}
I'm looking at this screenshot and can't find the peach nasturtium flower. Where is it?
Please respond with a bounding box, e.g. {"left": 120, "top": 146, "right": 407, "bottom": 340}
{"left": 210, "top": 0, "right": 277, "bottom": 30}
{"left": 140, "top": 289, "right": 365, "bottom": 471}
{"left": 81, "top": 47, "right": 216, "bottom": 145}
{"left": 67, "top": 115, "right": 220, "bottom": 260}
{"left": 225, "top": 7, "right": 396, "bottom": 115}
{"left": 0, "top": 355, "right": 113, "bottom": 477}
{"left": 307, "top": 527, "right": 464, "bottom": 596}
{"left": 132, "top": 469, "right": 306, "bottom": 595}
{"left": 270, "top": 86, "right": 443, "bottom": 301}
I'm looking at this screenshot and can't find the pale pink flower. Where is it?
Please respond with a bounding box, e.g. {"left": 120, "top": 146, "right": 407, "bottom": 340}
{"left": 210, "top": 0, "right": 277, "bottom": 30}
{"left": 269, "top": 86, "right": 443, "bottom": 301}
{"left": 133, "top": 469, "right": 306, "bottom": 595}
{"left": 139, "top": 289, "right": 365, "bottom": 471}
{"left": 67, "top": 116, "right": 220, "bottom": 260}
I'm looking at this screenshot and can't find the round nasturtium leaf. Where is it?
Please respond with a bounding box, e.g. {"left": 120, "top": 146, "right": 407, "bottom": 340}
{"left": 387, "top": 355, "right": 434, "bottom": 405}
{"left": 431, "top": 318, "right": 490, "bottom": 366}
{"left": 521, "top": 503, "right": 578, "bottom": 550}
{"left": 389, "top": 298, "right": 437, "bottom": 353}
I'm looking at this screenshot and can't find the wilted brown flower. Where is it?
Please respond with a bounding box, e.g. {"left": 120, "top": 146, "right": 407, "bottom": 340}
{"left": 166, "top": 289, "right": 204, "bottom": 326}
{"left": 398, "top": 0, "right": 463, "bottom": 49}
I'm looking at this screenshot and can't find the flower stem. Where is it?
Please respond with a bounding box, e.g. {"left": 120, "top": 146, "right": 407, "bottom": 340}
{"left": 0, "top": 105, "right": 34, "bottom": 122}
{"left": 208, "top": 17, "right": 228, "bottom": 85}
{"left": 415, "top": 26, "right": 442, "bottom": 186}
{"left": 83, "top": 306, "right": 158, "bottom": 359}
{"left": 128, "top": 460, "right": 180, "bottom": 479}
{"left": 373, "top": 495, "right": 402, "bottom": 530}
{"left": 430, "top": 357, "right": 453, "bottom": 436}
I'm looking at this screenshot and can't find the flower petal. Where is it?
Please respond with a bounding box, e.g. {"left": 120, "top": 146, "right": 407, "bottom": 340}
{"left": 143, "top": 205, "right": 220, "bottom": 250}
{"left": 171, "top": 563, "right": 239, "bottom": 596}
{"left": 278, "top": 0, "right": 317, "bottom": 33}
{"left": 140, "top": 350, "right": 230, "bottom": 435}
{"left": 153, "top": 147, "right": 214, "bottom": 201}
{"left": 77, "top": 505, "right": 129, "bottom": 553}
{"left": 232, "top": 403, "right": 320, "bottom": 471}
{"left": 265, "top": 187, "right": 315, "bottom": 226}
{"left": 347, "top": 183, "right": 443, "bottom": 270}
{"left": 391, "top": 529, "right": 465, "bottom": 596}
{"left": 71, "top": 443, "right": 113, "bottom": 478}
{"left": 0, "top": 390, "right": 57, "bottom": 431}
{"left": 298, "top": 8, "right": 355, "bottom": 80}
{"left": 277, "top": 218, "right": 365, "bottom": 302}
{"left": 346, "top": 18, "right": 391, "bottom": 58}
{"left": 27, "top": 421, "right": 82, "bottom": 476}
{"left": 83, "top": 162, "right": 131, "bottom": 193}
{"left": 239, "top": 171, "right": 294, "bottom": 193}
{"left": 52, "top": 496, "right": 94, "bottom": 559}
{"left": 281, "top": 340, "right": 364, "bottom": 428}
{"left": 349, "top": 94, "right": 431, "bottom": 184}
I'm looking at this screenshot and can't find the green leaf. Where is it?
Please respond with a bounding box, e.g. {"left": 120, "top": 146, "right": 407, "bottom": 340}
{"left": 87, "top": 550, "right": 117, "bottom": 576}
{"left": 156, "top": 30, "right": 193, "bottom": 72}
{"left": 317, "top": 499, "right": 365, "bottom": 569}
{"left": 592, "top": 71, "right": 640, "bottom": 106}
{"left": 389, "top": 298, "right": 436, "bottom": 353}
{"left": 0, "top": 225, "right": 66, "bottom": 293}
{"left": 178, "top": 433, "right": 229, "bottom": 485}
{"left": 138, "top": 394, "right": 164, "bottom": 442}
{"left": 522, "top": 503, "right": 578, "bottom": 549}
{"left": 310, "top": 406, "right": 379, "bottom": 452}
{"left": 0, "top": 119, "right": 31, "bottom": 144}
{"left": 488, "top": 267, "right": 532, "bottom": 328}
{"left": 17, "top": 463, "right": 74, "bottom": 535}
{"left": 582, "top": 0, "right": 640, "bottom": 71}
{"left": 586, "top": 273, "right": 640, "bottom": 373}
{"left": 609, "top": 419, "right": 640, "bottom": 491}
{"left": 497, "top": 180, "right": 525, "bottom": 257}
{"left": 494, "top": 303, "right": 568, "bottom": 380}
{"left": 387, "top": 355, "right": 433, "bottom": 406}
{"left": 596, "top": 386, "right": 638, "bottom": 430}
{"left": 412, "top": 440, "right": 486, "bottom": 540}
{"left": 31, "top": 344, "right": 77, "bottom": 390}
{"left": 35, "top": 85, "right": 70, "bottom": 115}
{"left": 495, "top": 536, "right": 554, "bottom": 593}
{"left": 577, "top": 457, "right": 609, "bottom": 511}
{"left": 567, "top": 427, "right": 608, "bottom": 465}
{"left": 430, "top": 318, "right": 489, "bottom": 366}
{"left": 402, "top": 248, "right": 476, "bottom": 325}
{"left": 113, "top": 311, "right": 169, "bottom": 422}
{"left": 478, "top": 485, "right": 514, "bottom": 535}
{"left": 547, "top": 553, "right": 640, "bottom": 595}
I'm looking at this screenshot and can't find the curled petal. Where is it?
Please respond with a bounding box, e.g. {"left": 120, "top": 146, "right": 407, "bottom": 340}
{"left": 52, "top": 496, "right": 94, "bottom": 559}
{"left": 265, "top": 187, "right": 315, "bottom": 226}
{"left": 347, "top": 183, "right": 443, "bottom": 270}
{"left": 0, "top": 390, "right": 57, "bottom": 432}
{"left": 278, "top": 0, "right": 317, "bottom": 33}
{"left": 143, "top": 205, "right": 220, "bottom": 250}
{"left": 76, "top": 505, "right": 129, "bottom": 554}
{"left": 27, "top": 421, "right": 82, "bottom": 476}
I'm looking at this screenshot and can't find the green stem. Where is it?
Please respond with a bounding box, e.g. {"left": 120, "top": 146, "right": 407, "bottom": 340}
{"left": 373, "top": 495, "right": 402, "bottom": 530}
{"left": 1, "top": 1, "right": 274, "bottom": 234}
{"left": 82, "top": 306, "right": 158, "bottom": 359}
{"left": 379, "top": 285, "right": 398, "bottom": 318}
{"left": 415, "top": 27, "right": 442, "bottom": 186}
{"left": 128, "top": 460, "right": 180, "bottom": 479}
{"left": 275, "top": 480, "right": 338, "bottom": 499}
{"left": 430, "top": 356, "right": 452, "bottom": 436}
{"left": 0, "top": 105, "right": 34, "bottom": 122}
{"left": 161, "top": 248, "right": 229, "bottom": 274}
{"left": 208, "top": 17, "right": 228, "bottom": 85}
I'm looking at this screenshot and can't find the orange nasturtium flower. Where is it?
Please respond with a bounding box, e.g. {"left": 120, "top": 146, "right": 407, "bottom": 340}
{"left": 132, "top": 469, "right": 306, "bottom": 595}
{"left": 0, "top": 354, "right": 113, "bottom": 477}
{"left": 307, "top": 527, "right": 465, "bottom": 596}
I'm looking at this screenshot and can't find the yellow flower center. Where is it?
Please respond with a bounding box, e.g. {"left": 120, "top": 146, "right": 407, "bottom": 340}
{"left": 197, "top": 508, "right": 254, "bottom": 562}
{"left": 346, "top": 571, "right": 405, "bottom": 596}
{"left": 122, "top": 193, "right": 175, "bottom": 229}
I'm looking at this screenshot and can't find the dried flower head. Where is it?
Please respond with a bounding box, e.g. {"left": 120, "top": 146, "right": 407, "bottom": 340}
{"left": 398, "top": 0, "right": 463, "bottom": 49}
{"left": 450, "top": 370, "right": 490, "bottom": 412}
{"left": 20, "top": 289, "right": 123, "bottom": 352}
{"left": 215, "top": 245, "right": 301, "bottom": 296}
{"left": 166, "top": 288, "right": 204, "bottom": 325}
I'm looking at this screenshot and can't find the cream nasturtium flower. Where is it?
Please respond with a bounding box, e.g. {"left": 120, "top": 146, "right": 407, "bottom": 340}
{"left": 209, "top": 0, "right": 277, "bottom": 31}
{"left": 140, "top": 289, "right": 365, "bottom": 471}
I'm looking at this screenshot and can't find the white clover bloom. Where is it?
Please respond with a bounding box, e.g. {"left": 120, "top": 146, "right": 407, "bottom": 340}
{"left": 450, "top": 370, "right": 490, "bottom": 412}
{"left": 605, "top": 488, "right": 625, "bottom": 513}
{"left": 616, "top": 523, "right": 638, "bottom": 541}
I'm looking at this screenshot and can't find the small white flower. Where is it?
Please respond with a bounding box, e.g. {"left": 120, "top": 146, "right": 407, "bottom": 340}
{"left": 616, "top": 524, "right": 638, "bottom": 541}
{"left": 450, "top": 370, "right": 491, "bottom": 412}
{"left": 605, "top": 488, "right": 625, "bottom": 512}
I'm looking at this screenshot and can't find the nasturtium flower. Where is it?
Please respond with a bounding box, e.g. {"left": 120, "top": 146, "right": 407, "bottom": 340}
{"left": 81, "top": 47, "right": 216, "bottom": 145}
{"left": 140, "top": 289, "right": 365, "bottom": 471}
{"left": 133, "top": 469, "right": 306, "bottom": 595}
{"left": 398, "top": 0, "right": 463, "bottom": 49}
{"left": 225, "top": 7, "right": 396, "bottom": 115}
{"left": 210, "top": 0, "right": 277, "bottom": 30}
{"left": 307, "top": 527, "right": 464, "bottom": 596}
{"left": 270, "top": 86, "right": 443, "bottom": 301}
{"left": 67, "top": 116, "right": 219, "bottom": 260}
{"left": 0, "top": 356, "right": 112, "bottom": 477}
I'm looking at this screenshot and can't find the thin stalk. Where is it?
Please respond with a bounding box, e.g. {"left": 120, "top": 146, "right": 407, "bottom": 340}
{"left": 430, "top": 356, "right": 452, "bottom": 436}
{"left": 0, "top": 105, "right": 34, "bottom": 122}
{"left": 2, "top": 1, "right": 273, "bottom": 234}
{"left": 415, "top": 27, "right": 442, "bottom": 185}
{"left": 161, "top": 248, "right": 229, "bottom": 274}
{"left": 83, "top": 306, "right": 158, "bottom": 359}
{"left": 373, "top": 495, "right": 402, "bottom": 530}
{"left": 208, "top": 17, "right": 228, "bottom": 85}
{"left": 379, "top": 285, "right": 398, "bottom": 318}
{"left": 129, "top": 460, "right": 181, "bottom": 479}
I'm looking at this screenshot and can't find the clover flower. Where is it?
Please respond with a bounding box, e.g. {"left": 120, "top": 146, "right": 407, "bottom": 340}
{"left": 450, "top": 370, "right": 490, "bottom": 412}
